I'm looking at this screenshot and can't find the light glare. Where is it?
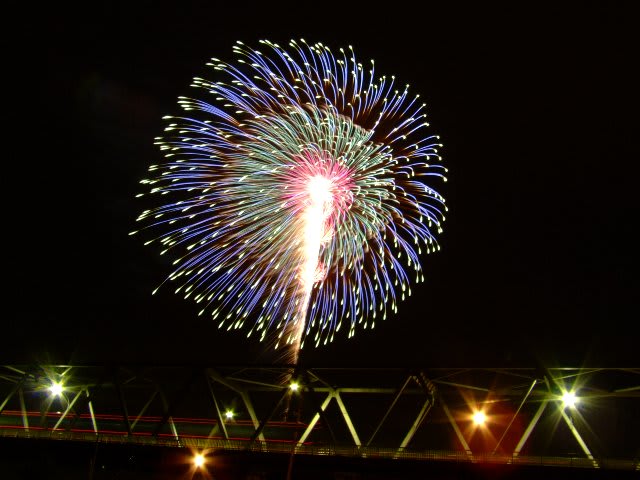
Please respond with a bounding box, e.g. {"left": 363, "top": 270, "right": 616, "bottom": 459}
{"left": 193, "top": 453, "right": 205, "bottom": 468}
{"left": 472, "top": 411, "right": 487, "bottom": 425}
{"left": 50, "top": 382, "right": 63, "bottom": 396}
{"left": 562, "top": 391, "right": 578, "bottom": 408}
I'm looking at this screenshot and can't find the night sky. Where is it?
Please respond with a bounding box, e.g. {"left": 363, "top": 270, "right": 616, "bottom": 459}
{"left": 7, "top": 2, "right": 639, "bottom": 367}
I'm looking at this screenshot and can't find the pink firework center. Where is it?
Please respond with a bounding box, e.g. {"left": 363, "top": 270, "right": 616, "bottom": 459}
{"left": 282, "top": 155, "right": 354, "bottom": 352}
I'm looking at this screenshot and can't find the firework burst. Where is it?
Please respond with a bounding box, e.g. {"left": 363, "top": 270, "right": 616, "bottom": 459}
{"left": 132, "top": 39, "right": 447, "bottom": 353}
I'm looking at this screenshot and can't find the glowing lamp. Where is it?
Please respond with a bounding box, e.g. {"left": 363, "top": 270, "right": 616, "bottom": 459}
{"left": 562, "top": 391, "right": 578, "bottom": 408}
{"left": 49, "top": 382, "right": 63, "bottom": 396}
{"left": 193, "top": 453, "right": 205, "bottom": 468}
{"left": 472, "top": 411, "right": 487, "bottom": 426}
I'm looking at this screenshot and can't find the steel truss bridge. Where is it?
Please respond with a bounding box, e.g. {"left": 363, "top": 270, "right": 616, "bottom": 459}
{"left": 1, "top": 365, "right": 638, "bottom": 471}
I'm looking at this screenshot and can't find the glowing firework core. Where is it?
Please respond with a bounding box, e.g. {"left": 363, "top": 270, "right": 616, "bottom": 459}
{"left": 302, "top": 175, "right": 332, "bottom": 288}
{"left": 293, "top": 172, "right": 346, "bottom": 353}
{"left": 307, "top": 175, "right": 333, "bottom": 205}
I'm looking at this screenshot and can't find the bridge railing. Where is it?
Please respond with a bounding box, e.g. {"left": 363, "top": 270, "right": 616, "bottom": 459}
{"left": 1, "top": 425, "right": 637, "bottom": 470}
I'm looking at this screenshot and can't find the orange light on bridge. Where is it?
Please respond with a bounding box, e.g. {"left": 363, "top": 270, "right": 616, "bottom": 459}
{"left": 193, "top": 452, "right": 205, "bottom": 468}
{"left": 472, "top": 411, "right": 487, "bottom": 426}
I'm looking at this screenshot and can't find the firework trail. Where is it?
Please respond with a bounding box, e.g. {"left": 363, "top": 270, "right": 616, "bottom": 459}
{"left": 133, "top": 40, "right": 447, "bottom": 363}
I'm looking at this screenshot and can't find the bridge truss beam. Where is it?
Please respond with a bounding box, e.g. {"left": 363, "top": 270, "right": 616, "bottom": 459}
{"left": 0, "top": 365, "right": 638, "bottom": 471}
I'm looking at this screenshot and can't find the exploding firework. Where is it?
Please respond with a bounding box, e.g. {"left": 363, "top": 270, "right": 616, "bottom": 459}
{"left": 133, "top": 39, "right": 447, "bottom": 355}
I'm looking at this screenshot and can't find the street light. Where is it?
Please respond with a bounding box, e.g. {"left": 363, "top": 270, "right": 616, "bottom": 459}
{"left": 49, "top": 381, "right": 63, "bottom": 396}
{"left": 472, "top": 410, "right": 487, "bottom": 426}
{"left": 193, "top": 452, "right": 205, "bottom": 468}
{"left": 562, "top": 391, "right": 578, "bottom": 408}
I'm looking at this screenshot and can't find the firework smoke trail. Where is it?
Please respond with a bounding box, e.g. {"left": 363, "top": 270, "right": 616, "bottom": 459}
{"left": 133, "top": 39, "right": 447, "bottom": 365}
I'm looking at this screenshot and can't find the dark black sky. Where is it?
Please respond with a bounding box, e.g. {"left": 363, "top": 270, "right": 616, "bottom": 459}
{"left": 7, "top": 2, "right": 639, "bottom": 367}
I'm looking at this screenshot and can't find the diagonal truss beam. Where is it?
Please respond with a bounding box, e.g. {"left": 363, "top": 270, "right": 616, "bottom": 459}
{"left": 513, "top": 399, "right": 547, "bottom": 457}
{"left": 398, "top": 396, "right": 433, "bottom": 451}
{"left": 205, "top": 373, "right": 228, "bottom": 440}
{"left": 298, "top": 391, "right": 333, "bottom": 445}
{"left": 152, "top": 369, "right": 200, "bottom": 438}
{"left": 400, "top": 371, "right": 436, "bottom": 450}
{"left": 87, "top": 389, "right": 98, "bottom": 434}
{"left": 18, "top": 387, "right": 28, "bottom": 431}
{"left": 247, "top": 387, "right": 291, "bottom": 447}
{"left": 559, "top": 407, "right": 599, "bottom": 468}
{"left": 367, "top": 375, "right": 412, "bottom": 446}
{"left": 207, "top": 367, "right": 266, "bottom": 441}
{"left": 113, "top": 367, "right": 132, "bottom": 436}
{"left": 53, "top": 389, "right": 84, "bottom": 431}
{"left": 131, "top": 388, "right": 159, "bottom": 432}
{"left": 303, "top": 372, "right": 337, "bottom": 444}
{"left": 440, "top": 396, "right": 473, "bottom": 459}
{"left": 158, "top": 389, "right": 180, "bottom": 441}
{"left": 493, "top": 379, "right": 537, "bottom": 454}
{"left": 240, "top": 391, "right": 265, "bottom": 442}
{"left": 0, "top": 374, "right": 27, "bottom": 414}
{"left": 335, "top": 392, "right": 361, "bottom": 446}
